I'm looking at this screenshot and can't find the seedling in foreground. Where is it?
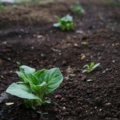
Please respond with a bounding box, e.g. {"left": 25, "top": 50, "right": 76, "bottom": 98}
{"left": 82, "top": 62, "right": 100, "bottom": 73}
{"left": 71, "top": 5, "right": 85, "bottom": 14}
{"left": 53, "top": 14, "right": 74, "bottom": 30}
{"left": 6, "top": 65, "right": 63, "bottom": 109}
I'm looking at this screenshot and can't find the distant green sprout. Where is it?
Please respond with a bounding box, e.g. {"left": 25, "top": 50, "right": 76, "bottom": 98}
{"left": 109, "top": 0, "right": 120, "bottom": 6}
{"left": 0, "top": 5, "right": 5, "bottom": 10}
{"left": 16, "top": 61, "right": 21, "bottom": 66}
{"left": 0, "top": 75, "right": 4, "bottom": 78}
{"left": 116, "top": 1, "right": 120, "bottom": 6}
{"left": 81, "top": 41, "right": 88, "bottom": 45}
{"left": 82, "top": 62, "right": 100, "bottom": 73}
{"left": 6, "top": 65, "right": 63, "bottom": 110}
{"left": 71, "top": 5, "right": 84, "bottom": 14}
{"left": 106, "top": 23, "right": 116, "bottom": 31}
{"left": 2, "top": 41, "right": 7, "bottom": 44}
{"left": 53, "top": 14, "right": 74, "bottom": 31}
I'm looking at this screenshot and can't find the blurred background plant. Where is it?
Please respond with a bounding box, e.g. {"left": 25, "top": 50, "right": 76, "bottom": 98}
{"left": 109, "top": 0, "right": 120, "bottom": 6}
{"left": 71, "top": 5, "right": 85, "bottom": 14}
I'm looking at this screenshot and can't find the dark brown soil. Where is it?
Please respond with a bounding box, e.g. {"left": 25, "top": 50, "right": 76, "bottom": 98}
{"left": 0, "top": 0, "right": 120, "bottom": 120}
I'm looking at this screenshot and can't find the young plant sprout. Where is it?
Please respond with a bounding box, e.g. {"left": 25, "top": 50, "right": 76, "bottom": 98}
{"left": 6, "top": 65, "right": 63, "bottom": 110}
{"left": 16, "top": 61, "right": 21, "bottom": 66}
{"left": 0, "top": 5, "right": 5, "bottom": 10}
{"left": 81, "top": 41, "right": 88, "bottom": 45}
{"left": 53, "top": 14, "right": 74, "bottom": 30}
{"left": 71, "top": 5, "right": 85, "bottom": 14}
{"left": 82, "top": 62, "right": 100, "bottom": 73}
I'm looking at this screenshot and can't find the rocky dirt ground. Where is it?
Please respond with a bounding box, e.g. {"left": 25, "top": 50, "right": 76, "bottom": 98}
{"left": 0, "top": 0, "right": 120, "bottom": 120}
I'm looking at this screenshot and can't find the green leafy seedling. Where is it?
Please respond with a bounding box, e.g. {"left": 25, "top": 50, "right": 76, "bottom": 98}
{"left": 82, "top": 62, "right": 100, "bottom": 73}
{"left": 71, "top": 5, "right": 84, "bottom": 14}
{"left": 6, "top": 65, "right": 63, "bottom": 110}
{"left": 53, "top": 14, "right": 74, "bottom": 31}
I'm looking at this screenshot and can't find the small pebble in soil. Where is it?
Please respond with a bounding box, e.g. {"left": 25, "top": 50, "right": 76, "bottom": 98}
{"left": 62, "top": 106, "right": 66, "bottom": 111}
{"left": 64, "top": 76, "right": 69, "bottom": 80}
{"left": 53, "top": 108, "right": 59, "bottom": 112}
{"left": 66, "top": 67, "right": 74, "bottom": 74}
{"left": 80, "top": 53, "right": 86, "bottom": 60}
{"left": 104, "top": 103, "right": 112, "bottom": 107}
{"left": 40, "top": 53, "right": 46, "bottom": 58}
{"left": 76, "top": 30, "right": 84, "bottom": 34}
{"left": 37, "top": 35, "right": 43, "bottom": 39}
{"left": 55, "top": 94, "right": 62, "bottom": 99}
{"left": 60, "top": 97, "right": 66, "bottom": 102}
{"left": 74, "top": 43, "right": 78, "bottom": 47}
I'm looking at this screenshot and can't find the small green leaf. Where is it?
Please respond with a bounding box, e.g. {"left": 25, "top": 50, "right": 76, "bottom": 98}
{"left": 90, "top": 62, "right": 95, "bottom": 67}
{"left": 16, "top": 71, "right": 29, "bottom": 82}
{"left": 34, "top": 69, "right": 46, "bottom": 83}
{"left": 71, "top": 5, "right": 84, "bottom": 14}
{"left": 53, "top": 15, "right": 74, "bottom": 30}
{"left": 16, "top": 61, "right": 21, "bottom": 66}
{"left": 27, "top": 74, "right": 40, "bottom": 85}
{"left": 19, "top": 65, "right": 36, "bottom": 74}
{"left": 82, "top": 70, "right": 87, "bottom": 73}
{"left": 92, "top": 63, "right": 100, "bottom": 69}
{"left": 83, "top": 64, "right": 89, "bottom": 69}
{"left": 53, "top": 23, "right": 60, "bottom": 27}
{"left": 42, "top": 99, "right": 51, "bottom": 104}
{"left": 44, "top": 68, "right": 63, "bottom": 94}
{"left": 6, "top": 83, "right": 40, "bottom": 100}
{"left": 34, "top": 69, "right": 46, "bottom": 76}
{"left": 64, "top": 14, "right": 73, "bottom": 21}
{"left": 16, "top": 65, "right": 37, "bottom": 83}
{"left": 82, "top": 62, "right": 100, "bottom": 73}
{"left": 30, "top": 81, "right": 47, "bottom": 94}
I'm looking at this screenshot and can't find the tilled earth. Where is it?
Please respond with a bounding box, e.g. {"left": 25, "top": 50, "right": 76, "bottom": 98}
{"left": 0, "top": 0, "right": 120, "bottom": 120}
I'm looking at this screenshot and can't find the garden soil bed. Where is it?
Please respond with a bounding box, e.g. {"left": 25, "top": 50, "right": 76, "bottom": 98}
{"left": 0, "top": 0, "right": 120, "bottom": 120}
